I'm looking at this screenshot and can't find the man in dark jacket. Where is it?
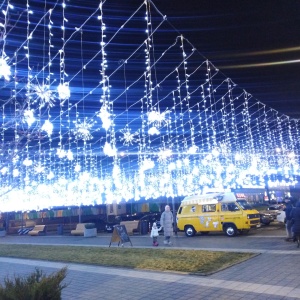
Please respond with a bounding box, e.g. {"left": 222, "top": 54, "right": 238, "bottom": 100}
{"left": 291, "top": 200, "right": 300, "bottom": 241}
{"left": 284, "top": 198, "right": 293, "bottom": 241}
{"left": 284, "top": 198, "right": 294, "bottom": 241}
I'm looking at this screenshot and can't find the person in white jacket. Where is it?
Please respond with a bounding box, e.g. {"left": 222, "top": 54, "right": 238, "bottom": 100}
{"left": 150, "top": 222, "right": 162, "bottom": 246}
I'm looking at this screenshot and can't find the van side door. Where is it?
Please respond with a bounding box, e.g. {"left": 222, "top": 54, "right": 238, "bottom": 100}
{"left": 199, "top": 203, "right": 219, "bottom": 232}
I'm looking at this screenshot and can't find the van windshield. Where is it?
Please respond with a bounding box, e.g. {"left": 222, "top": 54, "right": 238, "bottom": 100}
{"left": 236, "top": 200, "right": 253, "bottom": 210}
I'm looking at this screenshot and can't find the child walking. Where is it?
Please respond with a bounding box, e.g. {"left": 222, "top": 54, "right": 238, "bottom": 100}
{"left": 150, "top": 222, "right": 161, "bottom": 246}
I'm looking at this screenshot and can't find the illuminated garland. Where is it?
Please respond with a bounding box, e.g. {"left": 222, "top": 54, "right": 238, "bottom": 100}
{"left": 0, "top": 0, "right": 299, "bottom": 212}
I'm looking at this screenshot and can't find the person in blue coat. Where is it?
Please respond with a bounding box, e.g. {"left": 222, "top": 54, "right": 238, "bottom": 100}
{"left": 284, "top": 198, "right": 294, "bottom": 241}
{"left": 291, "top": 201, "right": 300, "bottom": 242}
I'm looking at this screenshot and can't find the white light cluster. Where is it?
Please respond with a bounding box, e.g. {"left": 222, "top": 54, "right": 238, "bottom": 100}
{"left": 120, "top": 127, "right": 139, "bottom": 145}
{"left": 32, "top": 83, "right": 55, "bottom": 108}
{"left": 57, "top": 83, "right": 70, "bottom": 102}
{"left": 23, "top": 109, "right": 36, "bottom": 127}
{"left": 0, "top": 0, "right": 299, "bottom": 213}
{"left": 103, "top": 142, "right": 117, "bottom": 157}
{"left": 98, "top": 105, "right": 112, "bottom": 130}
{"left": 73, "top": 118, "right": 94, "bottom": 141}
{"left": 41, "top": 120, "right": 53, "bottom": 136}
{"left": 0, "top": 55, "right": 11, "bottom": 81}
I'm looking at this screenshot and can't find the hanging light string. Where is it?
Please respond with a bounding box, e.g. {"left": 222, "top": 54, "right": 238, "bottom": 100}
{"left": 0, "top": 0, "right": 13, "bottom": 82}
{"left": 1, "top": 0, "right": 300, "bottom": 209}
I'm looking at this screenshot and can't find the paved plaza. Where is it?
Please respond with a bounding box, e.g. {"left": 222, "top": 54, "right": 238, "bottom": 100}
{"left": 0, "top": 227, "right": 300, "bottom": 299}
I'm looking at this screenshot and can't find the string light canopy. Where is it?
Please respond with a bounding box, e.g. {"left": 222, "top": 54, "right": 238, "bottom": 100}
{"left": 0, "top": 0, "right": 299, "bottom": 212}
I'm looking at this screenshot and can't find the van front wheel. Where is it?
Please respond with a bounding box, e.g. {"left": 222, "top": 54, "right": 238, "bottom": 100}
{"left": 224, "top": 225, "right": 237, "bottom": 237}
{"left": 185, "top": 226, "right": 195, "bottom": 237}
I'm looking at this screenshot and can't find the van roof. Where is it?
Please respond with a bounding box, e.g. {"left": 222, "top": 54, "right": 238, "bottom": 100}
{"left": 181, "top": 192, "right": 236, "bottom": 205}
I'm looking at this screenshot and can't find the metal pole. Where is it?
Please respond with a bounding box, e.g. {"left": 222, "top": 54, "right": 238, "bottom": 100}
{"left": 172, "top": 197, "right": 177, "bottom": 236}
{"left": 79, "top": 204, "right": 82, "bottom": 223}
{"left": 264, "top": 175, "right": 271, "bottom": 204}
{"left": 21, "top": 211, "right": 24, "bottom": 233}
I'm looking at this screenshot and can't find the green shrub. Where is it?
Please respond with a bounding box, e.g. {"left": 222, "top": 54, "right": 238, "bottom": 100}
{"left": 84, "top": 223, "right": 96, "bottom": 229}
{"left": 0, "top": 267, "right": 68, "bottom": 300}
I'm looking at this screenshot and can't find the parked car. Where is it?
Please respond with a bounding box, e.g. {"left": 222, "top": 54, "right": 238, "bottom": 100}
{"left": 139, "top": 213, "right": 162, "bottom": 234}
{"left": 259, "top": 212, "right": 275, "bottom": 225}
{"left": 104, "top": 212, "right": 162, "bottom": 234}
{"left": 266, "top": 205, "right": 284, "bottom": 220}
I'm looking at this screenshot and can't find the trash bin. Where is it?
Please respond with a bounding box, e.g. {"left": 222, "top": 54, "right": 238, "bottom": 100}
{"left": 57, "top": 224, "right": 64, "bottom": 235}
{"left": 140, "top": 220, "right": 149, "bottom": 235}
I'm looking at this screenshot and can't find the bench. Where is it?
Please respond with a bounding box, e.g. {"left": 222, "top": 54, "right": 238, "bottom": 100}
{"left": 8, "top": 220, "right": 36, "bottom": 235}
{"left": 70, "top": 223, "right": 85, "bottom": 236}
{"left": 28, "top": 225, "right": 47, "bottom": 236}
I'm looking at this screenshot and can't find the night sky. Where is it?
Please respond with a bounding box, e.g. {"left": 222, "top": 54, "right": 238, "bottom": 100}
{"left": 152, "top": 0, "right": 300, "bottom": 118}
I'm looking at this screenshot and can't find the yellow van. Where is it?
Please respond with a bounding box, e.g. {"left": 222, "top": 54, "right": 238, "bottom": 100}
{"left": 176, "top": 192, "right": 260, "bottom": 237}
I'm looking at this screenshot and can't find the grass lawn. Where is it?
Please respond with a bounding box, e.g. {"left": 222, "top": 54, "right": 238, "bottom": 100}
{"left": 0, "top": 244, "right": 257, "bottom": 275}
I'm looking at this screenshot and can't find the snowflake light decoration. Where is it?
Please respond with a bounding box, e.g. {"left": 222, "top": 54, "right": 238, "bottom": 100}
{"left": 31, "top": 83, "right": 55, "bottom": 108}
{"left": 120, "top": 127, "right": 139, "bottom": 146}
{"left": 148, "top": 110, "right": 170, "bottom": 126}
{"left": 0, "top": 55, "right": 11, "bottom": 81}
{"left": 73, "top": 118, "right": 95, "bottom": 141}
{"left": 23, "top": 109, "right": 36, "bottom": 127}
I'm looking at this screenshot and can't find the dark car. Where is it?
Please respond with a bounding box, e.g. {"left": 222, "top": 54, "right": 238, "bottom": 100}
{"left": 105, "top": 223, "right": 117, "bottom": 233}
{"left": 105, "top": 212, "right": 162, "bottom": 234}
{"left": 266, "top": 205, "right": 284, "bottom": 219}
{"left": 259, "top": 212, "right": 275, "bottom": 225}
{"left": 139, "top": 213, "right": 162, "bottom": 233}
{"left": 257, "top": 204, "right": 284, "bottom": 223}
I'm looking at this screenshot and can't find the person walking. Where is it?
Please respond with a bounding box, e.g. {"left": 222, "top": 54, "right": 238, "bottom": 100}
{"left": 284, "top": 197, "right": 294, "bottom": 241}
{"left": 160, "top": 205, "right": 173, "bottom": 245}
{"left": 291, "top": 201, "right": 300, "bottom": 242}
{"left": 150, "top": 222, "right": 161, "bottom": 246}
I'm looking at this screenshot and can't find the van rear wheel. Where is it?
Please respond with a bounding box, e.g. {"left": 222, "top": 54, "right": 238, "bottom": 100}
{"left": 185, "top": 226, "right": 195, "bottom": 237}
{"left": 224, "top": 225, "right": 237, "bottom": 237}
